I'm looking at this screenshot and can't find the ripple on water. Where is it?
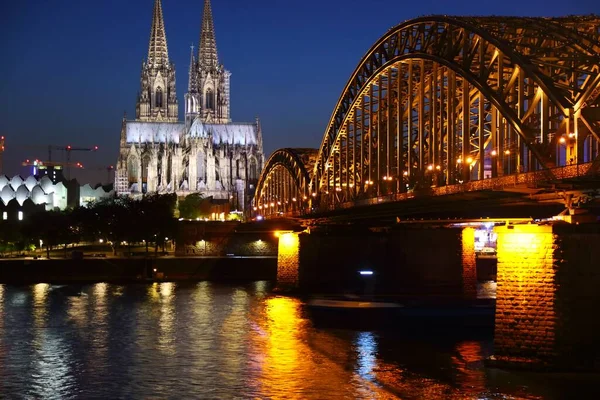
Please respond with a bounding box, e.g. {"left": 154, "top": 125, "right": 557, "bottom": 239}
{"left": 0, "top": 282, "right": 597, "bottom": 399}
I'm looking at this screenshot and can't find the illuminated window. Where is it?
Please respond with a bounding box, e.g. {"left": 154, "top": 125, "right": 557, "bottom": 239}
{"left": 18, "top": 211, "right": 23, "bottom": 221}
{"left": 2, "top": 212, "right": 6, "bottom": 220}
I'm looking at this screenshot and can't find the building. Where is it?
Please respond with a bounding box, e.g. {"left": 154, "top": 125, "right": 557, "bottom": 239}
{"left": 0, "top": 174, "right": 114, "bottom": 219}
{"left": 115, "top": 0, "right": 264, "bottom": 212}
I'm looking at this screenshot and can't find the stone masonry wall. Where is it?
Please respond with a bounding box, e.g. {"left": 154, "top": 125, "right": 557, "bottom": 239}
{"left": 277, "top": 232, "right": 300, "bottom": 288}
{"left": 493, "top": 223, "right": 600, "bottom": 371}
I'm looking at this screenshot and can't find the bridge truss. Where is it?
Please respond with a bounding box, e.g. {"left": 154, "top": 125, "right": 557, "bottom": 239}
{"left": 255, "top": 15, "right": 600, "bottom": 217}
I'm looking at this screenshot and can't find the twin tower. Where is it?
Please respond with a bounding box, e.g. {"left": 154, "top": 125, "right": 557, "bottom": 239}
{"left": 136, "top": 0, "right": 230, "bottom": 124}
{"left": 116, "top": 0, "right": 263, "bottom": 211}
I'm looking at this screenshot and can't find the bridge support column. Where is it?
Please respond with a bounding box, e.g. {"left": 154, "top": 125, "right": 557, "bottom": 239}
{"left": 491, "top": 223, "right": 600, "bottom": 371}
{"left": 276, "top": 232, "right": 300, "bottom": 290}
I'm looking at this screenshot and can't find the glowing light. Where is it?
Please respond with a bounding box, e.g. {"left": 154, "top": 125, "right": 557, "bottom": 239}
{"left": 99, "top": 239, "right": 104, "bottom": 243}
{"left": 403, "top": 171, "right": 408, "bottom": 176}
{"left": 559, "top": 137, "right": 566, "bottom": 144}
{"left": 359, "top": 270, "right": 374, "bottom": 276}
{"left": 436, "top": 165, "right": 441, "bottom": 170}
{"left": 292, "top": 198, "right": 297, "bottom": 202}
{"left": 256, "top": 215, "right": 264, "bottom": 221}
{"left": 253, "top": 207, "right": 258, "bottom": 211}
{"left": 568, "top": 132, "right": 576, "bottom": 139}
{"left": 466, "top": 157, "right": 473, "bottom": 164}
{"left": 457, "top": 158, "right": 463, "bottom": 164}
{"left": 491, "top": 150, "right": 497, "bottom": 156}
{"left": 18, "top": 211, "right": 23, "bottom": 221}
{"left": 505, "top": 149, "right": 511, "bottom": 155}
{"left": 274, "top": 231, "right": 281, "bottom": 238}
{"left": 427, "top": 165, "right": 434, "bottom": 171}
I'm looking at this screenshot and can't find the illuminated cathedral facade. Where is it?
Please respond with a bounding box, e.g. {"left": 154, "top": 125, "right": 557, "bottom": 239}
{"left": 115, "top": 0, "right": 263, "bottom": 212}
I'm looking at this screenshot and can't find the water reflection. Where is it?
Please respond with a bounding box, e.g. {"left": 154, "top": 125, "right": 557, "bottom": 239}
{"left": 355, "top": 331, "right": 377, "bottom": 381}
{"left": 31, "top": 283, "right": 76, "bottom": 398}
{"left": 0, "top": 283, "right": 595, "bottom": 399}
{"left": 260, "top": 297, "right": 304, "bottom": 396}
{"left": 0, "top": 284, "right": 4, "bottom": 329}
{"left": 157, "top": 282, "right": 176, "bottom": 355}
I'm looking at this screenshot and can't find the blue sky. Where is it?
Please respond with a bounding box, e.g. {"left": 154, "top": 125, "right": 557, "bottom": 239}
{"left": 1, "top": 0, "right": 598, "bottom": 184}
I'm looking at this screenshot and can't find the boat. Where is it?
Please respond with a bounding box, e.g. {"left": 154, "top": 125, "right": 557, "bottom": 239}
{"left": 304, "top": 295, "right": 494, "bottom": 331}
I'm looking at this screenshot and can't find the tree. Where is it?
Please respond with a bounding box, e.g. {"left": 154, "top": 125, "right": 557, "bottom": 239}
{"left": 178, "top": 193, "right": 210, "bottom": 220}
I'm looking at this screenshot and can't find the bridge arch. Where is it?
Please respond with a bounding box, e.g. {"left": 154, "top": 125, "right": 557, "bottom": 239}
{"left": 310, "top": 15, "right": 600, "bottom": 207}
{"left": 254, "top": 148, "right": 318, "bottom": 216}
{"left": 254, "top": 15, "right": 600, "bottom": 217}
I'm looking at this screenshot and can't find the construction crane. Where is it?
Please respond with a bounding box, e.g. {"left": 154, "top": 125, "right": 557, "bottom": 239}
{"left": 45, "top": 145, "right": 98, "bottom": 180}
{"left": 22, "top": 159, "right": 84, "bottom": 183}
{"left": 20, "top": 144, "right": 99, "bottom": 180}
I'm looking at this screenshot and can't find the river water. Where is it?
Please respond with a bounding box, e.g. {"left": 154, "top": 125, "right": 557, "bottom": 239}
{"left": 0, "top": 282, "right": 597, "bottom": 399}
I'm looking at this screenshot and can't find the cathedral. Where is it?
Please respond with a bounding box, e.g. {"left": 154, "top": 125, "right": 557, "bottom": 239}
{"left": 115, "top": 0, "right": 264, "bottom": 212}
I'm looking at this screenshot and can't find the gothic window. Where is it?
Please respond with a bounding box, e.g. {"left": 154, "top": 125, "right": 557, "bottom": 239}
{"left": 157, "top": 151, "right": 163, "bottom": 186}
{"left": 156, "top": 87, "right": 163, "bottom": 108}
{"left": 249, "top": 158, "right": 258, "bottom": 181}
{"left": 206, "top": 89, "right": 214, "bottom": 110}
{"left": 236, "top": 159, "right": 240, "bottom": 179}
{"left": 142, "top": 155, "right": 151, "bottom": 183}
{"left": 128, "top": 156, "right": 139, "bottom": 184}
{"left": 167, "top": 153, "right": 172, "bottom": 185}
{"left": 197, "top": 151, "right": 206, "bottom": 182}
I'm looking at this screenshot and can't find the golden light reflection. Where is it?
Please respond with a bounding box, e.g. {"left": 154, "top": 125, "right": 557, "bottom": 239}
{"left": 190, "top": 282, "right": 214, "bottom": 374}
{"left": 94, "top": 282, "right": 107, "bottom": 299}
{"left": 220, "top": 289, "right": 249, "bottom": 375}
{"left": 90, "top": 283, "right": 109, "bottom": 366}
{"left": 451, "top": 341, "right": 486, "bottom": 392}
{"left": 158, "top": 282, "right": 176, "bottom": 355}
{"left": 33, "top": 283, "right": 49, "bottom": 328}
{"left": 67, "top": 294, "right": 90, "bottom": 328}
{"left": 261, "top": 296, "right": 303, "bottom": 394}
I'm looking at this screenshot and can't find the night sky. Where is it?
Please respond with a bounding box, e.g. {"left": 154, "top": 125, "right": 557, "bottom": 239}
{"left": 1, "top": 0, "right": 598, "bottom": 184}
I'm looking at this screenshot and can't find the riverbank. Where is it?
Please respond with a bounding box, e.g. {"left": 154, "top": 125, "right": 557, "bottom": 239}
{"left": 0, "top": 256, "right": 277, "bottom": 284}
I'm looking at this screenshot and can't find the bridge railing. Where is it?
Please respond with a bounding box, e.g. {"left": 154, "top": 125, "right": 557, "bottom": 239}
{"left": 262, "top": 162, "right": 596, "bottom": 217}
{"left": 331, "top": 162, "right": 595, "bottom": 212}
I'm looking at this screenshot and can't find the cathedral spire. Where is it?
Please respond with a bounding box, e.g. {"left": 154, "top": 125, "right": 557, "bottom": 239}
{"left": 148, "top": 0, "right": 169, "bottom": 66}
{"left": 198, "top": 0, "right": 219, "bottom": 69}
{"left": 188, "top": 44, "right": 198, "bottom": 92}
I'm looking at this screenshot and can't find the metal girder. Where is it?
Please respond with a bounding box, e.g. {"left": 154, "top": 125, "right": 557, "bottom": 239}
{"left": 311, "top": 16, "right": 600, "bottom": 205}
{"left": 254, "top": 148, "right": 317, "bottom": 214}
{"left": 253, "top": 15, "right": 600, "bottom": 217}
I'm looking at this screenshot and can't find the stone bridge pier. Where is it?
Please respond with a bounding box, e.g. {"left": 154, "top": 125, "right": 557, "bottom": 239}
{"left": 275, "top": 226, "right": 478, "bottom": 299}
{"left": 491, "top": 223, "right": 600, "bottom": 371}
{"left": 276, "top": 222, "right": 600, "bottom": 371}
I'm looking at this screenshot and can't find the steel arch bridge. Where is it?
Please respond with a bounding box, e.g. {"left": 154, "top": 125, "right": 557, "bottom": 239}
{"left": 254, "top": 15, "right": 600, "bottom": 218}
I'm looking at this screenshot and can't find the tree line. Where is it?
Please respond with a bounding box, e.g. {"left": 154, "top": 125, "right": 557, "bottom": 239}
{"left": 0, "top": 193, "right": 179, "bottom": 258}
